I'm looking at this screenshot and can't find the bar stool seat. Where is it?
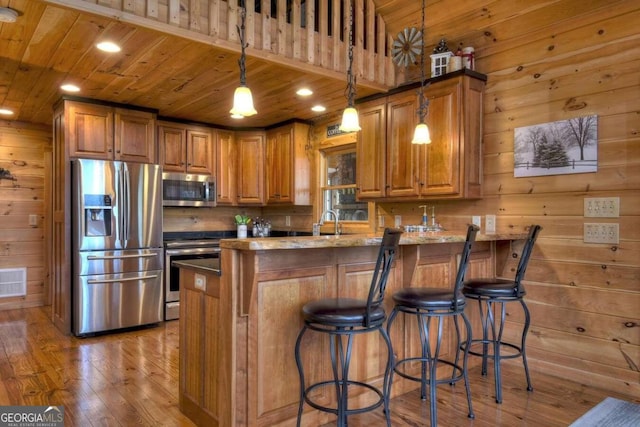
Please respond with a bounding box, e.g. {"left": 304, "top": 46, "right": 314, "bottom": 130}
{"left": 462, "top": 224, "right": 542, "bottom": 404}
{"left": 294, "top": 228, "right": 402, "bottom": 427}
{"left": 387, "top": 224, "right": 479, "bottom": 426}
{"left": 302, "top": 298, "right": 386, "bottom": 326}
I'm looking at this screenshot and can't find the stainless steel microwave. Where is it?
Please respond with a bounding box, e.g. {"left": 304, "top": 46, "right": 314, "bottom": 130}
{"left": 162, "top": 172, "right": 216, "bottom": 207}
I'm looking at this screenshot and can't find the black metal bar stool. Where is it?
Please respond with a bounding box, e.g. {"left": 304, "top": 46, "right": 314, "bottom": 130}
{"left": 386, "top": 224, "right": 479, "bottom": 426}
{"left": 294, "top": 228, "right": 402, "bottom": 427}
{"left": 462, "top": 224, "right": 542, "bottom": 403}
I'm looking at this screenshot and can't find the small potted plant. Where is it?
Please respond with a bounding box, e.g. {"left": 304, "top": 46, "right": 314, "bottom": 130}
{"left": 235, "top": 215, "right": 251, "bottom": 238}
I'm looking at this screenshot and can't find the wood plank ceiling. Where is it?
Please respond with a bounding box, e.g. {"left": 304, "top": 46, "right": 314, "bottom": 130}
{"left": 0, "top": 0, "right": 559, "bottom": 128}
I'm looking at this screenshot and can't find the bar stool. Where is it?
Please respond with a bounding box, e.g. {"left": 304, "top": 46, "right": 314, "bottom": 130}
{"left": 386, "top": 224, "right": 479, "bottom": 426}
{"left": 462, "top": 224, "right": 542, "bottom": 403}
{"left": 294, "top": 228, "right": 403, "bottom": 427}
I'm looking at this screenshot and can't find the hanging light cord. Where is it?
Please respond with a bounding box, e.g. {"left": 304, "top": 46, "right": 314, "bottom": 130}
{"left": 237, "top": 5, "right": 248, "bottom": 86}
{"left": 416, "top": 0, "right": 429, "bottom": 122}
{"left": 345, "top": 1, "right": 356, "bottom": 107}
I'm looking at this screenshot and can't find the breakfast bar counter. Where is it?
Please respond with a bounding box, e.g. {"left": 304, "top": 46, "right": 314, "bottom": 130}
{"left": 179, "top": 230, "right": 529, "bottom": 426}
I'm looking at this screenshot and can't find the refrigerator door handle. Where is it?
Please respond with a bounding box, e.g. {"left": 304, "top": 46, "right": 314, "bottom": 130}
{"left": 87, "top": 274, "right": 159, "bottom": 284}
{"left": 117, "top": 165, "right": 124, "bottom": 243}
{"left": 123, "top": 165, "right": 130, "bottom": 242}
{"left": 87, "top": 253, "right": 157, "bottom": 260}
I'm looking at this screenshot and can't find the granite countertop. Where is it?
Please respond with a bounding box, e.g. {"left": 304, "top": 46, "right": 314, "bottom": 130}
{"left": 220, "top": 231, "right": 528, "bottom": 251}
{"left": 172, "top": 258, "right": 221, "bottom": 274}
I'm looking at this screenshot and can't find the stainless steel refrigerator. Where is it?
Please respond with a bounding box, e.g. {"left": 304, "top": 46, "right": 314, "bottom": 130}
{"left": 71, "top": 159, "right": 163, "bottom": 336}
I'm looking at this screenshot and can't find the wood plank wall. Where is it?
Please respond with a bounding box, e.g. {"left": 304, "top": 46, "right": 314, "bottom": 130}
{"left": 0, "top": 121, "right": 51, "bottom": 309}
{"left": 373, "top": 1, "right": 640, "bottom": 396}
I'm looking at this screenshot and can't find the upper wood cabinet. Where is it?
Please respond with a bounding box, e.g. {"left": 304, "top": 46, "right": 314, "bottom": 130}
{"left": 356, "top": 100, "right": 386, "bottom": 198}
{"left": 356, "top": 72, "right": 485, "bottom": 201}
{"left": 66, "top": 100, "right": 156, "bottom": 163}
{"left": 158, "top": 122, "right": 214, "bottom": 175}
{"left": 418, "top": 75, "right": 484, "bottom": 198}
{"left": 215, "top": 129, "right": 237, "bottom": 205}
{"left": 236, "top": 131, "right": 265, "bottom": 205}
{"left": 265, "top": 122, "right": 312, "bottom": 205}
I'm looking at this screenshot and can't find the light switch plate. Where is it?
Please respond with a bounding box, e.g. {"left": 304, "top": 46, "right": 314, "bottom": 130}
{"left": 485, "top": 215, "right": 496, "bottom": 233}
{"left": 584, "top": 223, "right": 619, "bottom": 244}
{"left": 394, "top": 215, "right": 402, "bottom": 228}
{"left": 472, "top": 216, "right": 481, "bottom": 228}
{"left": 584, "top": 197, "right": 620, "bottom": 217}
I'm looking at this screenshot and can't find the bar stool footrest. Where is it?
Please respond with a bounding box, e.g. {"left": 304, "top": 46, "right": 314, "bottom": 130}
{"left": 462, "top": 339, "right": 524, "bottom": 360}
{"left": 303, "top": 380, "right": 385, "bottom": 416}
{"left": 394, "top": 357, "right": 466, "bottom": 386}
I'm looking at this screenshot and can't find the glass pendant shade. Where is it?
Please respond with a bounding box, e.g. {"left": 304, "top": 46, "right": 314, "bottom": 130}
{"left": 230, "top": 85, "right": 257, "bottom": 117}
{"left": 412, "top": 122, "right": 432, "bottom": 144}
{"left": 339, "top": 107, "right": 361, "bottom": 132}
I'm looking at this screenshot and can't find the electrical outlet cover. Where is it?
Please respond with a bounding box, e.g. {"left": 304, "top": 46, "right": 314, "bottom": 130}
{"left": 485, "top": 215, "right": 496, "bottom": 233}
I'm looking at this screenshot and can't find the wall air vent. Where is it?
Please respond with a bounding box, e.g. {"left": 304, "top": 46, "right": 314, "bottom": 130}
{"left": 0, "top": 268, "right": 27, "bottom": 298}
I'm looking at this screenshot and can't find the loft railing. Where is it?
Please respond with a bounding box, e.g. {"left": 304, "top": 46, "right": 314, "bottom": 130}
{"left": 50, "top": 0, "right": 396, "bottom": 91}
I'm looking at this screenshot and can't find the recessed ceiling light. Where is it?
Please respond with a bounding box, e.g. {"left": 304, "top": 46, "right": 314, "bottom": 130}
{"left": 60, "top": 84, "right": 80, "bottom": 92}
{"left": 0, "top": 7, "right": 18, "bottom": 23}
{"left": 0, "top": 108, "right": 14, "bottom": 116}
{"left": 311, "top": 105, "right": 326, "bottom": 112}
{"left": 296, "top": 88, "right": 313, "bottom": 96}
{"left": 96, "top": 41, "right": 121, "bottom": 53}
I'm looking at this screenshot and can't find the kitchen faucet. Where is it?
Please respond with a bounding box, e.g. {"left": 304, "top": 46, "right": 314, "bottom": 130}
{"left": 318, "top": 210, "right": 341, "bottom": 235}
{"left": 428, "top": 206, "right": 444, "bottom": 231}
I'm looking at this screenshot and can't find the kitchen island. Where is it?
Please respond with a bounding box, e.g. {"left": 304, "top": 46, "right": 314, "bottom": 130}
{"left": 178, "top": 230, "right": 529, "bottom": 427}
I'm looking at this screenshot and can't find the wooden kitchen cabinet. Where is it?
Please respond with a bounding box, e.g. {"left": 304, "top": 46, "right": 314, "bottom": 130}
{"left": 179, "top": 266, "right": 225, "bottom": 427}
{"left": 386, "top": 91, "right": 420, "bottom": 198}
{"left": 356, "top": 100, "right": 386, "bottom": 198}
{"left": 418, "top": 75, "right": 484, "bottom": 198}
{"left": 66, "top": 100, "right": 156, "bottom": 163}
{"left": 236, "top": 131, "right": 265, "bottom": 205}
{"left": 215, "top": 129, "right": 237, "bottom": 205}
{"left": 158, "top": 121, "right": 214, "bottom": 175}
{"left": 356, "top": 71, "right": 485, "bottom": 201}
{"left": 265, "top": 122, "right": 312, "bottom": 205}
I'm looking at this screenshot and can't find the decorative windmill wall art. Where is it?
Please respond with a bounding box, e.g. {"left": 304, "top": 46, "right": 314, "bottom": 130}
{"left": 391, "top": 27, "right": 423, "bottom": 67}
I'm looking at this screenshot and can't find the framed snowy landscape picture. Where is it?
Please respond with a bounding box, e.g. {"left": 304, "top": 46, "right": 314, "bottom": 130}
{"left": 514, "top": 115, "right": 598, "bottom": 178}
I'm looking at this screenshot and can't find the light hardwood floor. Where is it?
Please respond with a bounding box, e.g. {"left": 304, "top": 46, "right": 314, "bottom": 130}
{"left": 0, "top": 307, "right": 635, "bottom": 426}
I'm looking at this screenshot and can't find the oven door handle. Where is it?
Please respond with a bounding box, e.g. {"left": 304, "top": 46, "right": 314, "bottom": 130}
{"left": 165, "top": 248, "right": 221, "bottom": 256}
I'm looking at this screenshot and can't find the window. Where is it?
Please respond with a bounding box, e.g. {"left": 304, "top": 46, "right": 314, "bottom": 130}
{"left": 321, "top": 146, "right": 368, "bottom": 222}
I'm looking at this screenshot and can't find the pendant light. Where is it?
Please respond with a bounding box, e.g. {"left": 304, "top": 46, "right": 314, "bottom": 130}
{"left": 412, "top": 0, "right": 431, "bottom": 144}
{"left": 230, "top": 3, "right": 257, "bottom": 118}
{"left": 339, "top": 1, "right": 361, "bottom": 132}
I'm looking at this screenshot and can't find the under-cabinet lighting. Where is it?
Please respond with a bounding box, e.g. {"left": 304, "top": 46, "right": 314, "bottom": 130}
{"left": 0, "top": 108, "right": 14, "bottom": 115}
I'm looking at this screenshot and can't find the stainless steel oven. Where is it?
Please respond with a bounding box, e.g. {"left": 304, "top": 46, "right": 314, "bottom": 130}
{"left": 163, "top": 232, "right": 231, "bottom": 320}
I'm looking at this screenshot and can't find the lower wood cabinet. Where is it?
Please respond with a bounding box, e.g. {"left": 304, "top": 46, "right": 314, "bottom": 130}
{"left": 179, "top": 267, "right": 224, "bottom": 427}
